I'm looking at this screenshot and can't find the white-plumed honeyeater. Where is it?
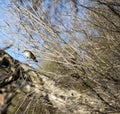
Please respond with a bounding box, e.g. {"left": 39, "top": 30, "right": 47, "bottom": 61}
{"left": 23, "top": 50, "right": 38, "bottom": 62}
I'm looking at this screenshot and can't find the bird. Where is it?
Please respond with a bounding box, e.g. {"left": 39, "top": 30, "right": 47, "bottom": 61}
{"left": 23, "top": 50, "right": 38, "bottom": 62}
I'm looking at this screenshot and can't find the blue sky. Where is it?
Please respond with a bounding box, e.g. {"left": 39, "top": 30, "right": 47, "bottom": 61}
{"left": 0, "top": 0, "right": 87, "bottom": 68}
{"left": 0, "top": 0, "right": 44, "bottom": 69}
{"left": 0, "top": 0, "right": 11, "bottom": 48}
{"left": 0, "top": 0, "right": 33, "bottom": 65}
